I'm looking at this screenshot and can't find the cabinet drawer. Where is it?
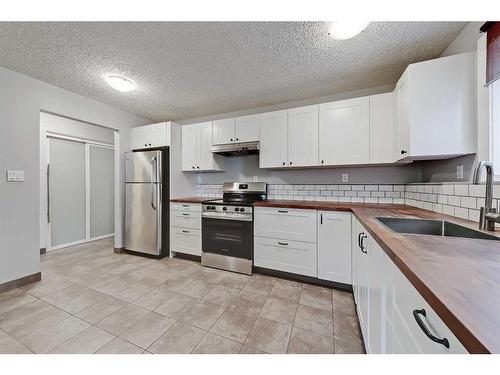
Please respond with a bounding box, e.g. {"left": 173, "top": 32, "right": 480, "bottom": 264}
{"left": 254, "top": 236, "right": 317, "bottom": 277}
{"left": 254, "top": 207, "right": 317, "bottom": 243}
{"left": 170, "top": 227, "right": 201, "bottom": 256}
{"left": 171, "top": 210, "right": 201, "bottom": 229}
{"left": 388, "top": 260, "right": 467, "bottom": 353}
{"left": 171, "top": 203, "right": 202, "bottom": 212}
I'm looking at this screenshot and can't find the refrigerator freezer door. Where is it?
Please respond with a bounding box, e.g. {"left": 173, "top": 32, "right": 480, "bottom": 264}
{"left": 125, "top": 183, "right": 161, "bottom": 255}
{"left": 125, "top": 150, "right": 162, "bottom": 183}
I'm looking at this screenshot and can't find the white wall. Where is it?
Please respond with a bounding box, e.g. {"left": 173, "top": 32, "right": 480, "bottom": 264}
{"left": 39, "top": 113, "right": 116, "bottom": 249}
{"left": 0, "top": 66, "right": 149, "bottom": 284}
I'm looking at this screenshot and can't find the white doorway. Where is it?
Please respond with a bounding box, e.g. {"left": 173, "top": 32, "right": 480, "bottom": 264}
{"left": 45, "top": 133, "right": 114, "bottom": 251}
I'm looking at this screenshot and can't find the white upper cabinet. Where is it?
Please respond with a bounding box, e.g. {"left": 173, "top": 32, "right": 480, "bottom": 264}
{"left": 235, "top": 114, "right": 260, "bottom": 142}
{"left": 259, "top": 110, "right": 288, "bottom": 168}
{"left": 317, "top": 211, "right": 352, "bottom": 284}
{"left": 130, "top": 122, "right": 170, "bottom": 150}
{"left": 370, "top": 93, "right": 395, "bottom": 164}
{"left": 394, "top": 52, "right": 476, "bottom": 161}
{"left": 213, "top": 118, "right": 236, "bottom": 145}
{"left": 287, "top": 105, "right": 319, "bottom": 167}
{"left": 319, "top": 97, "right": 370, "bottom": 166}
{"left": 213, "top": 115, "right": 260, "bottom": 144}
{"left": 181, "top": 122, "right": 222, "bottom": 172}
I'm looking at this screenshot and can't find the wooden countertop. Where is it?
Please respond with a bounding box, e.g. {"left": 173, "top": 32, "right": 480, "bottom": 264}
{"left": 255, "top": 200, "right": 500, "bottom": 353}
{"left": 170, "top": 197, "right": 205, "bottom": 204}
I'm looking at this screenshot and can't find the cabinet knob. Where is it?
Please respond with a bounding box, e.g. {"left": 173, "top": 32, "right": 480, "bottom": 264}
{"left": 321, "top": 160, "right": 324, "bottom": 164}
{"left": 230, "top": 138, "right": 233, "bottom": 142}
{"left": 144, "top": 143, "right": 147, "bottom": 147}
{"left": 401, "top": 150, "right": 408, "bottom": 155}
{"left": 236, "top": 138, "right": 239, "bottom": 141}
{"left": 282, "top": 162, "right": 285, "bottom": 166}
{"left": 197, "top": 166, "right": 200, "bottom": 169}
{"left": 149, "top": 143, "right": 152, "bottom": 146}
{"left": 192, "top": 166, "right": 195, "bottom": 169}
{"left": 289, "top": 161, "right": 292, "bottom": 165}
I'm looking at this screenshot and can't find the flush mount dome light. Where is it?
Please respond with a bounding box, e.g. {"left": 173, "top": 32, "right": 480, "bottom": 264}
{"left": 328, "top": 21, "right": 370, "bottom": 40}
{"left": 105, "top": 75, "right": 136, "bottom": 92}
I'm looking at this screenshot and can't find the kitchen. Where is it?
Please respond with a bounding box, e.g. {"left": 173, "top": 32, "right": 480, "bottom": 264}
{"left": 0, "top": 7, "right": 499, "bottom": 372}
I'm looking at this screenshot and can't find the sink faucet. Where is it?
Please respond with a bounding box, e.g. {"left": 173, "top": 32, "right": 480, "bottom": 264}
{"left": 473, "top": 160, "right": 498, "bottom": 230}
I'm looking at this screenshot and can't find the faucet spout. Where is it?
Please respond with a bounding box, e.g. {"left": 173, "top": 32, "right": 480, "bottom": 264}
{"left": 473, "top": 160, "right": 495, "bottom": 230}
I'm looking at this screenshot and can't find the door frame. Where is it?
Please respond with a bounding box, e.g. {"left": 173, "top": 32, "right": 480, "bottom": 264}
{"left": 46, "top": 132, "right": 114, "bottom": 251}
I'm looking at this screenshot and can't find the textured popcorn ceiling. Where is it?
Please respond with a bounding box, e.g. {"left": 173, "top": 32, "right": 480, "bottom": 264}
{"left": 0, "top": 22, "right": 466, "bottom": 121}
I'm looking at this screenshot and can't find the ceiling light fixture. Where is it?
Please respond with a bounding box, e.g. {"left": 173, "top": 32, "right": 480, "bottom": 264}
{"left": 105, "top": 75, "right": 136, "bottom": 92}
{"left": 328, "top": 21, "right": 370, "bottom": 40}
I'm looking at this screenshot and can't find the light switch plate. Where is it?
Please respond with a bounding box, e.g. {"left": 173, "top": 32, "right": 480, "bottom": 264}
{"left": 456, "top": 165, "right": 464, "bottom": 180}
{"left": 6, "top": 170, "right": 24, "bottom": 182}
{"left": 342, "top": 173, "right": 349, "bottom": 183}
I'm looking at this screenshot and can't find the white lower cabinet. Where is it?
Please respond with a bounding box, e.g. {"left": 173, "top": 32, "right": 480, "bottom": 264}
{"left": 170, "top": 203, "right": 201, "bottom": 256}
{"left": 352, "top": 220, "right": 468, "bottom": 354}
{"left": 254, "top": 207, "right": 317, "bottom": 243}
{"left": 317, "top": 211, "right": 352, "bottom": 284}
{"left": 254, "top": 237, "right": 317, "bottom": 277}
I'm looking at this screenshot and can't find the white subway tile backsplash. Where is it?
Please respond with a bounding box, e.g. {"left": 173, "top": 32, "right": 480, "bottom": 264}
{"left": 447, "top": 195, "right": 460, "bottom": 206}
{"left": 365, "top": 185, "right": 378, "bottom": 191}
{"left": 460, "top": 196, "right": 476, "bottom": 209}
{"left": 454, "top": 185, "right": 469, "bottom": 196}
{"left": 442, "top": 205, "right": 454, "bottom": 216}
{"left": 454, "top": 207, "right": 469, "bottom": 220}
{"left": 442, "top": 185, "right": 454, "bottom": 195}
{"left": 338, "top": 185, "right": 352, "bottom": 191}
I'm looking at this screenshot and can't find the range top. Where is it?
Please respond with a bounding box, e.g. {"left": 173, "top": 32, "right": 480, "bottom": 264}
{"left": 202, "top": 199, "right": 257, "bottom": 207}
{"left": 202, "top": 182, "right": 267, "bottom": 207}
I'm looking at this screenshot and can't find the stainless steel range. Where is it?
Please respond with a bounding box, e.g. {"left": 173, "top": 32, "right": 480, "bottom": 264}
{"left": 201, "top": 182, "right": 267, "bottom": 275}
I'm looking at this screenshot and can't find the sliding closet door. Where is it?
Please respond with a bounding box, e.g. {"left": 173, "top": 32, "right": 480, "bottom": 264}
{"left": 89, "top": 145, "right": 114, "bottom": 238}
{"left": 49, "top": 138, "right": 86, "bottom": 247}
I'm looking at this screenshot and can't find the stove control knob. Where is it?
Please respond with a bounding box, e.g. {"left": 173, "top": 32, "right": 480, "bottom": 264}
{"left": 240, "top": 208, "right": 245, "bottom": 212}
{"left": 235, "top": 207, "right": 240, "bottom": 212}
{"left": 211, "top": 206, "right": 216, "bottom": 210}
{"left": 222, "top": 207, "right": 227, "bottom": 211}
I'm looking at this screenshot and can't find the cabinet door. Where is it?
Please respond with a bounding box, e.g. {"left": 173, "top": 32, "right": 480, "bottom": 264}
{"left": 170, "top": 227, "right": 201, "bottom": 256}
{"left": 254, "top": 207, "right": 317, "bottom": 243}
{"left": 370, "top": 93, "right": 395, "bottom": 164}
{"left": 181, "top": 124, "right": 199, "bottom": 171}
{"left": 319, "top": 97, "right": 370, "bottom": 165}
{"left": 259, "top": 110, "right": 288, "bottom": 168}
{"left": 395, "top": 73, "right": 410, "bottom": 159}
{"left": 287, "top": 105, "right": 319, "bottom": 167}
{"left": 235, "top": 114, "right": 260, "bottom": 142}
{"left": 213, "top": 118, "right": 235, "bottom": 144}
{"left": 351, "top": 216, "right": 361, "bottom": 304}
{"left": 130, "top": 127, "right": 147, "bottom": 150}
{"left": 368, "top": 237, "right": 384, "bottom": 354}
{"left": 150, "top": 123, "right": 169, "bottom": 148}
{"left": 355, "top": 224, "right": 370, "bottom": 351}
{"left": 197, "top": 122, "right": 218, "bottom": 171}
{"left": 317, "top": 211, "right": 351, "bottom": 284}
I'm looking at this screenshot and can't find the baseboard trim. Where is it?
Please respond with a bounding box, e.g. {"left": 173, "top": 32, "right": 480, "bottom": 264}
{"left": 40, "top": 248, "right": 46, "bottom": 255}
{"left": 114, "top": 247, "right": 125, "bottom": 254}
{"left": 0, "top": 272, "right": 42, "bottom": 294}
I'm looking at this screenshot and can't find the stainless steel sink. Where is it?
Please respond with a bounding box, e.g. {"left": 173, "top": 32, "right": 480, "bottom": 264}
{"left": 376, "top": 217, "right": 500, "bottom": 241}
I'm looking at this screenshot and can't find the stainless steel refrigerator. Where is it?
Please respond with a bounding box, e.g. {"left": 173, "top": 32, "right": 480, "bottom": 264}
{"left": 125, "top": 149, "right": 169, "bottom": 257}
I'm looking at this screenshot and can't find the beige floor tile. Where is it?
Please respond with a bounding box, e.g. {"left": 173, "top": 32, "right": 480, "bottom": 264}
{"left": 229, "top": 290, "right": 267, "bottom": 316}
{"left": 179, "top": 279, "right": 216, "bottom": 299}
{"left": 210, "top": 305, "right": 257, "bottom": 343}
{"left": 294, "top": 304, "right": 334, "bottom": 337}
{"left": 333, "top": 312, "right": 363, "bottom": 342}
{"left": 192, "top": 332, "right": 242, "bottom": 354}
{"left": 50, "top": 326, "right": 114, "bottom": 354}
{"left": 334, "top": 337, "right": 365, "bottom": 354}
{"left": 244, "top": 317, "right": 292, "bottom": 354}
{"left": 0, "top": 290, "right": 38, "bottom": 315}
{"left": 155, "top": 293, "right": 199, "bottom": 319}
{"left": 4, "top": 305, "right": 70, "bottom": 341}
{"left": 21, "top": 316, "right": 90, "bottom": 353}
{"left": 148, "top": 321, "right": 206, "bottom": 354}
{"left": 0, "top": 299, "right": 50, "bottom": 329}
{"left": 120, "top": 311, "right": 174, "bottom": 349}
{"left": 242, "top": 278, "right": 275, "bottom": 296}
{"left": 96, "top": 337, "right": 144, "bottom": 354}
{"left": 332, "top": 289, "right": 356, "bottom": 316}
{"left": 287, "top": 327, "right": 334, "bottom": 354}
{"left": 239, "top": 344, "right": 266, "bottom": 354}
{"left": 299, "top": 286, "right": 333, "bottom": 311}
{"left": 113, "top": 282, "right": 157, "bottom": 303}
{"left": 132, "top": 288, "right": 176, "bottom": 310}
{"left": 181, "top": 300, "right": 225, "bottom": 330}
{"left": 75, "top": 294, "right": 127, "bottom": 324}
{"left": 259, "top": 297, "right": 298, "bottom": 325}
{"left": 203, "top": 285, "right": 240, "bottom": 306}
{"left": 57, "top": 289, "right": 108, "bottom": 314}
{"left": 220, "top": 273, "right": 251, "bottom": 290}
{"left": 269, "top": 282, "right": 302, "bottom": 303}
{"left": 40, "top": 284, "right": 89, "bottom": 307}
{"left": 162, "top": 274, "right": 195, "bottom": 292}
{"left": 0, "top": 330, "right": 32, "bottom": 353}
{"left": 96, "top": 303, "right": 150, "bottom": 336}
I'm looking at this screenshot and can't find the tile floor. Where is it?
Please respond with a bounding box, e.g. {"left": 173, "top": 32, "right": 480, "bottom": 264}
{"left": 0, "top": 238, "right": 365, "bottom": 354}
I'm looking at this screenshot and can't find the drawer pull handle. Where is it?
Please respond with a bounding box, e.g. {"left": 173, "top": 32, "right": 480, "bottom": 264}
{"left": 278, "top": 242, "right": 288, "bottom": 246}
{"left": 412, "top": 309, "right": 450, "bottom": 349}
{"left": 182, "top": 213, "right": 190, "bottom": 216}
{"left": 359, "top": 233, "right": 367, "bottom": 253}
{"left": 278, "top": 210, "right": 288, "bottom": 213}
{"left": 182, "top": 230, "right": 190, "bottom": 233}
{"left": 182, "top": 205, "right": 189, "bottom": 207}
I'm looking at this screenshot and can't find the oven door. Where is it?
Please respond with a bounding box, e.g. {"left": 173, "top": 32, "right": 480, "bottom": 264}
{"left": 202, "top": 217, "right": 253, "bottom": 259}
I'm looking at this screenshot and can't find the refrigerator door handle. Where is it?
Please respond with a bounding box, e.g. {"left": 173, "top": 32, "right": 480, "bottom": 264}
{"left": 150, "top": 156, "right": 157, "bottom": 210}
{"left": 47, "top": 164, "right": 50, "bottom": 223}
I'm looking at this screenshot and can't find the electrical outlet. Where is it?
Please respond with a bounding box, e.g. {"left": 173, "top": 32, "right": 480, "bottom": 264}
{"left": 253, "top": 175, "right": 258, "bottom": 182}
{"left": 6, "top": 170, "right": 24, "bottom": 182}
{"left": 342, "top": 173, "right": 349, "bottom": 183}
{"left": 457, "top": 165, "right": 464, "bottom": 180}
